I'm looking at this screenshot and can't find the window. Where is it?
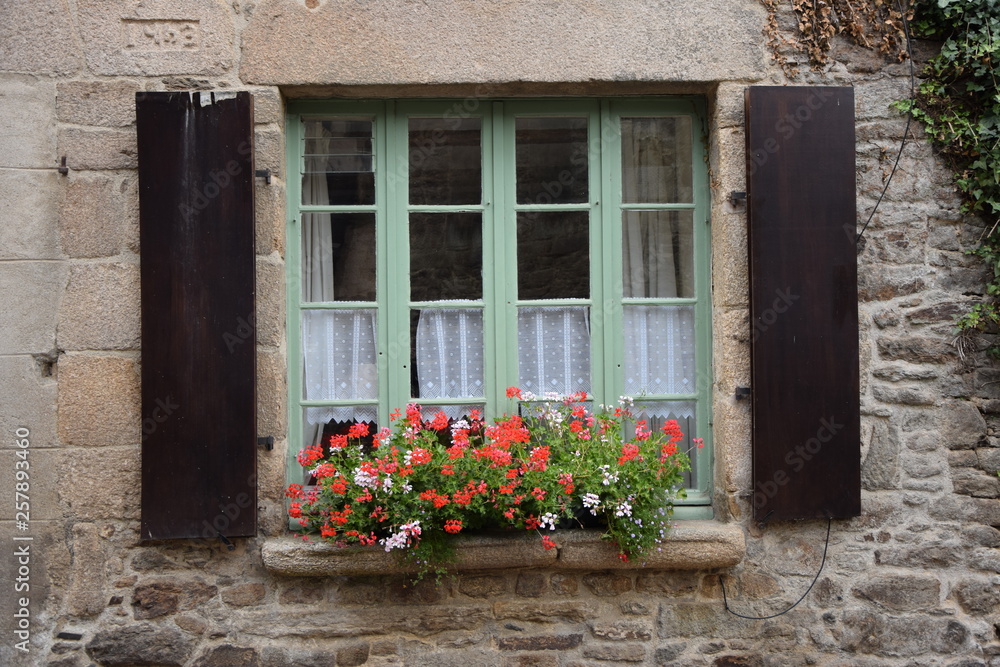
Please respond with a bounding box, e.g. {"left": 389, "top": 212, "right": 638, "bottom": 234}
{"left": 286, "top": 99, "right": 712, "bottom": 516}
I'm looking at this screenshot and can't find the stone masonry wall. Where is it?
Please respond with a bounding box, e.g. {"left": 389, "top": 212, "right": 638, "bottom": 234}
{"left": 0, "top": 1, "right": 997, "bottom": 665}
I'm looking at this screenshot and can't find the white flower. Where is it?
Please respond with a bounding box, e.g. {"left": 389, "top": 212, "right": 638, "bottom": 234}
{"left": 615, "top": 501, "right": 633, "bottom": 517}
{"left": 539, "top": 512, "right": 558, "bottom": 530}
{"left": 353, "top": 467, "right": 378, "bottom": 488}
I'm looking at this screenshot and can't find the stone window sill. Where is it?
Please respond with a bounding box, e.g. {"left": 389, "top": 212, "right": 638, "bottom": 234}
{"left": 262, "top": 520, "right": 745, "bottom": 576}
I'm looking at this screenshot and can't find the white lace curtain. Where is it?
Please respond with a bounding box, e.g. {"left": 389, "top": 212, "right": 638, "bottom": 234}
{"left": 415, "top": 308, "right": 485, "bottom": 419}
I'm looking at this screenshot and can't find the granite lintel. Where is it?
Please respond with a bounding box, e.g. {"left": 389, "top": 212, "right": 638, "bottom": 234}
{"left": 262, "top": 521, "right": 745, "bottom": 576}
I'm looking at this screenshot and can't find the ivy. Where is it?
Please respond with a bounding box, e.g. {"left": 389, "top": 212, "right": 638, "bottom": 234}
{"left": 892, "top": 0, "right": 1000, "bottom": 352}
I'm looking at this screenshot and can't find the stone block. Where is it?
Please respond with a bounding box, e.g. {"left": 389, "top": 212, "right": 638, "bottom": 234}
{"left": 77, "top": 0, "right": 236, "bottom": 76}
{"left": 858, "top": 265, "right": 926, "bottom": 302}
{"left": 582, "top": 644, "right": 646, "bottom": 662}
{"left": 255, "top": 179, "right": 285, "bottom": 257}
{"left": 0, "top": 76, "right": 56, "bottom": 168}
{"left": 0, "top": 447, "right": 60, "bottom": 521}
{"left": 60, "top": 445, "right": 140, "bottom": 520}
{"left": 0, "top": 356, "right": 57, "bottom": 450}
{"left": 941, "top": 401, "right": 987, "bottom": 449}
{"left": 221, "top": 582, "right": 265, "bottom": 607}
{"left": 133, "top": 579, "right": 218, "bottom": 619}
{"left": 0, "top": 169, "right": 61, "bottom": 260}
{"left": 494, "top": 600, "right": 596, "bottom": 624}
{"left": 251, "top": 87, "right": 283, "bottom": 125}
{"left": 582, "top": 573, "right": 633, "bottom": 596}
{"left": 58, "top": 355, "right": 141, "bottom": 446}
{"left": 56, "top": 80, "right": 139, "bottom": 127}
{"left": 0, "top": 261, "right": 66, "bottom": 355}
{"left": 257, "top": 350, "right": 287, "bottom": 441}
{"left": 58, "top": 127, "right": 137, "bottom": 170}
{"left": 86, "top": 624, "right": 195, "bottom": 666}
{"left": 59, "top": 173, "right": 130, "bottom": 258}
{"left": 193, "top": 645, "right": 260, "bottom": 667}
{"left": 459, "top": 575, "right": 507, "bottom": 599}
{"left": 58, "top": 263, "right": 140, "bottom": 351}
{"left": 254, "top": 125, "right": 284, "bottom": 177}
{"left": 714, "top": 82, "right": 746, "bottom": 130}
{"left": 590, "top": 621, "right": 653, "bottom": 641}
{"left": 876, "top": 336, "right": 955, "bottom": 365}
{"left": 65, "top": 523, "right": 106, "bottom": 618}
{"left": 241, "top": 0, "right": 766, "bottom": 85}
{"left": 861, "top": 420, "right": 899, "bottom": 491}
{"left": 256, "top": 257, "right": 284, "bottom": 348}
{"left": 0, "top": 1, "right": 82, "bottom": 74}
{"left": 710, "top": 206, "right": 748, "bottom": 309}
{"left": 852, "top": 574, "right": 940, "bottom": 611}
{"left": 497, "top": 634, "right": 583, "bottom": 651}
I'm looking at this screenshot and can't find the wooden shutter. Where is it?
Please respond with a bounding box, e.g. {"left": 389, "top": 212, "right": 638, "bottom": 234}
{"left": 137, "top": 91, "right": 257, "bottom": 540}
{"left": 745, "top": 86, "right": 860, "bottom": 522}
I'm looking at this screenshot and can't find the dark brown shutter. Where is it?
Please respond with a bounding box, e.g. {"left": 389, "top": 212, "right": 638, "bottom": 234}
{"left": 137, "top": 92, "right": 257, "bottom": 540}
{"left": 745, "top": 86, "right": 860, "bottom": 522}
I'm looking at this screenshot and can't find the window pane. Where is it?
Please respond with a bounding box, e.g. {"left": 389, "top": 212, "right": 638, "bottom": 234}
{"left": 416, "top": 404, "right": 485, "bottom": 422}
{"left": 621, "top": 117, "right": 693, "bottom": 204}
{"left": 409, "top": 117, "right": 481, "bottom": 205}
{"left": 301, "top": 213, "right": 376, "bottom": 302}
{"left": 515, "top": 116, "right": 588, "bottom": 204}
{"left": 301, "top": 309, "right": 378, "bottom": 401}
{"left": 518, "top": 306, "right": 591, "bottom": 396}
{"left": 412, "top": 308, "right": 485, "bottom": 401}
{"left": 302, "top": 119, "right": 375, "bottom": 206}
{"left": 622, "top": 210, "right": 695, "bottom": 298}
{"left": 517, "top": 211, "right": 589, "bottom": 300}
{"left": 410, "top": 212, "right": 483, "bottom": 301}
{"left": 622, "top": 305, "right": 696, "bottom": 396}
{"left": 629, "top": 402, "right": 698, "bottom": 489}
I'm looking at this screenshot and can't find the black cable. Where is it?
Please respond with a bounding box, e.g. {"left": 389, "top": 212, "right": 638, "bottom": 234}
{"left": 720, "top": 517, "right": 832, "bottom": 620}
{"left": 856, "top": 0, "right": 916, "bottom": 245}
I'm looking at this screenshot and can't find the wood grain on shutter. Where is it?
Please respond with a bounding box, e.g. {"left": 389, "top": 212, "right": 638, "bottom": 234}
{"left": 745, "top": 86, "right": 860, "bottom": 522}
{"left": 137, "top": 91, "right": 257, "bottom": 540}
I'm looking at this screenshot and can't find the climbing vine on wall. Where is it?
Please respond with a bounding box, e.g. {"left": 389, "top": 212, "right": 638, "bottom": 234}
{"left": 760, "top": 0, "right": 910, "bottom": 75}
{"left": 892, "top": 0, "right": 1000, "bottom": 352}
{"left": 762, "top": 0, "right": 1000, "bottom": 356}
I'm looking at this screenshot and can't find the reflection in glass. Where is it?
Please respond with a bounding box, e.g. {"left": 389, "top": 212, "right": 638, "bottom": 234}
{"left": 621, "top": 117, "right": 693, "bottom": 204}
{"left": 302, "top": 119, "right": 375, "bottom": 206}
{"left": 517, "top": 211, "right": 589, "bottom": 300}
{"left": 622, "top": 210, "right": 694, "bottom": 299}
{"left": 301, "top": 213, "right": 376, "bottom": 302}
{"left": 412, "top": 309, "right": 485, "bottom": 408}
{"left": 409, "top": 117, "right": 482, "bottom": 205}
{"left": 410, "top": 212, "right": 483, "bottom": 302}
{"left": 518, "top": 306, "right": 591, "bottom": 396}
{"left": 629, "top": 402, "right": 698, "bottom": 488}
{"left": 515, "top": 116, "right": 588, "bottom": 204}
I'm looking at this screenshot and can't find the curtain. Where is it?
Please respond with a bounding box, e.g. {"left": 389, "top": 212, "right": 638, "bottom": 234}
{"left": 517, "top": 306, "right": 592, "bottom": 396}
{"left": 415, "top": 307, "right": 484, "bottom": 419}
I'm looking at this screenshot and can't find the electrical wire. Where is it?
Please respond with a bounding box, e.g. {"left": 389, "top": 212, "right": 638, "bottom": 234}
{"left": 856, "top": 0, "right": 916, "bottom": 244}
{"left": 720, "top": 517, "right": 832, "bottom": 620}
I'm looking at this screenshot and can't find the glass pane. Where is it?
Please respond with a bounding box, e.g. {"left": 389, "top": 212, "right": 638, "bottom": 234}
{"left": 621, "top": 117, "right": 693, "bottom": 204}
{"left": 518, "top": 306, "right": 591, "bottom": 396}
{"left": 517, "top": 211, "right": 589, "bottom": 300}
{"left": 301, "top": 308, "right": 378, "bottom": 401}
{"left": 629, "top": 402, "right": 698, "bottom": 489}
{"left": 410, "top": 212, "right": 483, "bottom": 301}
{"left": 411, "top": 308, "right": 485, "bottom": 401}
{"left": 416, "top": 404, "right": 485, "bottom": 422}
{"left": 301, "top": 213, "right": 376, "bottom": 302}
{"left": 515, "top": 116, "right": 588, "bottom": 204}
{"left": 409, "top": 117, "right": 481, "bottom": 205}
{"left": 622, "top": 210, "right": 695, "bottom": 298}
{"left": 302, "top": 119, "right": 374, "bottom": 205}
{"left": 622, "top": 305, "right": 696, "bottom": 396}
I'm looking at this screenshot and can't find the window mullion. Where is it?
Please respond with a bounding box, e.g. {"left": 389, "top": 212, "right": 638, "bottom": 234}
{"left": 382, "top": 102, "right": 407, "bottom": 422}
{"left": 600, "top": 101, "right": 624, "bottom": 405}
{"left": 286, "top": 114, "right": 304, "bottom": 478}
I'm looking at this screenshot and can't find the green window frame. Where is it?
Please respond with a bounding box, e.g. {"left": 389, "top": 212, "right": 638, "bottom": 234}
{"left": 286, "top": 98, "right": 713, "bottom": 517}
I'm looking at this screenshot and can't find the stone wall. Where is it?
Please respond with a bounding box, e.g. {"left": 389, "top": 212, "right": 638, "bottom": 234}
{"left": 0, "top": 0, "right": 997, "bottom": 665}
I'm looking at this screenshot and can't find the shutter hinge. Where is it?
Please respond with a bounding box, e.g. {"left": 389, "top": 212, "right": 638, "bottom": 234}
{"left": 729, "top": 191, "right": 746, "bottom": 207}
{"left": 257, "top": 436, "right": 274, "bottom": 451}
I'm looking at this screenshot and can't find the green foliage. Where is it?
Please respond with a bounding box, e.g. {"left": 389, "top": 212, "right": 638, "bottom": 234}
{"left": 893, "top": 0, "right": 1000, "bottom": 342}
